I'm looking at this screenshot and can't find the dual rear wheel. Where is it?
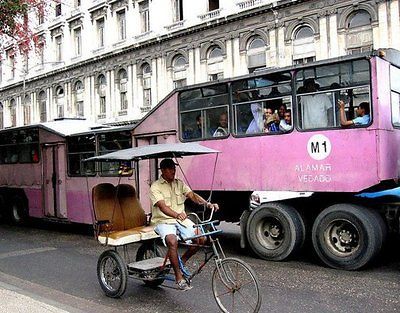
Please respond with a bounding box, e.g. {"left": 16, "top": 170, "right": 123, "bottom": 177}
{"left": 246, "top": 202, "right": 386, "bottom": 270}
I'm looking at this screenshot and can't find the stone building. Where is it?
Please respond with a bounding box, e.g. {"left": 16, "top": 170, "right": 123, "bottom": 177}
{"left": 0, "top": 0, "right": 399, "bottom": 128}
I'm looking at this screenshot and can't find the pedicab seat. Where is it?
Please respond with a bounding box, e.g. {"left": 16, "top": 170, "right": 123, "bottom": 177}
{"left": 92, "top": 183, "right": 159, "bottom": 246}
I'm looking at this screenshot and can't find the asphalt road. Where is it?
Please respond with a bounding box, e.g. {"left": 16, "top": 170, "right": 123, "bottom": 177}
{"left": 0, "top": 221, "right": 399, "bottom": 313}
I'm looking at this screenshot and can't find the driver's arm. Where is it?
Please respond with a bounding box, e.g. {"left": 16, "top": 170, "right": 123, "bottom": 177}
{"left": 186, "top": 191, "right": 219, "bottom": 211}
{"left": 155, "top": 200, "right": 187, "bottom": 221}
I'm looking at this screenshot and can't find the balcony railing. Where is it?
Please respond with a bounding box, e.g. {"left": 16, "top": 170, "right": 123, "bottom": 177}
{"left": 165, "top": 20, "right": 185, "bottom": 32}
{"left": 198, "top": 9, "right": 222, "bottom": 21}
{"left": 236, "top": 0, "right": 264, "bottom": 10}
{"left": 140, "top": 106, "right": 151, "bottom": 113}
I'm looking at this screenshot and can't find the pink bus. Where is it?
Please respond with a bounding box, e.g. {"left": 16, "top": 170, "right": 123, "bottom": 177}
{"left": 132, "top": 49, "right": 400, "bottom": 270}
{"left": 0, "top": 119, "right": 134, "bottom": 225}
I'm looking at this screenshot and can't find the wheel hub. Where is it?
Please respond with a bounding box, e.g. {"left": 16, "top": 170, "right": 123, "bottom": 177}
{"left": 338, "top": 229, "right": 353, "bottom": 244}
{"left": 269, "top": 224, "right": 281, "bottom": 238}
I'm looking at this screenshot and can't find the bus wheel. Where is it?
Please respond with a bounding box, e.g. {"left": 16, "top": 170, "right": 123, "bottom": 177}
{"left": 312, "top": 204, "right": 383, "bottom": 270}
{"left": 246, "top": 202, "right": 305, "bottom": 261}
{"left": 7, "top": 195, "right": 28, "bottom": 225}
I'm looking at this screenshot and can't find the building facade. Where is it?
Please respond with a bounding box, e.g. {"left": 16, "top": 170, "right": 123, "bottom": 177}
{"left": 0, "top": 0, "right": 399, "bottom": 128}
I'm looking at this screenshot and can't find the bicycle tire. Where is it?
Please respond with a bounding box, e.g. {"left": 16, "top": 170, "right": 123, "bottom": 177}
{"left": 97, "top": 250, "right": 128, "bottom": 298}
{"left": 136, "top": 242, "right": 167, "bottom": 287}
{"left": 212, "top": 257, "right": 261, "bottom": 313}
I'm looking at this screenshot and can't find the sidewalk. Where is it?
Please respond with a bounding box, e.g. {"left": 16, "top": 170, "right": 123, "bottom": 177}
{"left": 0, "top": 285, "right": 71, "bottom": 313}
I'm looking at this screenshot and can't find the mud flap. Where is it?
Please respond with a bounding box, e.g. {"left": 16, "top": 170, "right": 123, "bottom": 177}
{"left": 240, "top": 210, "right": 250, "bottom": 249}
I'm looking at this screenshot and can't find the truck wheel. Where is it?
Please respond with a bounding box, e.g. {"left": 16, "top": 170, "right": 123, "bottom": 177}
{"left": 246, "top": 202, "right": 305, "bottom": 261}
{"left": 7, "top": 194, "right": 28, "bottom": 225}
{"left": 312, "top": 204, "right": 383, "bottom": 270}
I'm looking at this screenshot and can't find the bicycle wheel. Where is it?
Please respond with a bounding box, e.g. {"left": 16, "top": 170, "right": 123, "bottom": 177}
{"left": 136, "top": 242, "right": 168, "bottom": 287}
{"left": 97, "top": 250, "right": 128, "bottom": 298}
{"left": 212, "top": 257, "right": 261, "bottom": 313}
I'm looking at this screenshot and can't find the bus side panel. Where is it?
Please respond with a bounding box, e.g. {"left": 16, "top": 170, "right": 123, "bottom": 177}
{"left": 183, "top": 130, "right": 379, "bottom": 193}
{"left": 134, "top": 93, "right": 179, "bottom": 136}
{"left": 24, "top": 188, "right": 43, "bottom": 218}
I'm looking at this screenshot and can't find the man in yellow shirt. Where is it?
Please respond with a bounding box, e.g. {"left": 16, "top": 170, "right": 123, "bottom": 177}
{"left": 150, "top": 158, "right": 219, "bottom": 291}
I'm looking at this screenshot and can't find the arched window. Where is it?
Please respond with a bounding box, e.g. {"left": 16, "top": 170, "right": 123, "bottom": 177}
{"left": 209, "top": 46, "right": 223, "bottom": 60}
{"left": 38, "top": 91, "right": 47, "bottom": 122}
{"left": 55, "top": 85, "right": 64, "bottom": 118}
{"left": 117, "top": 69, "right": 128, "bottom": 112}
{"left": 74, "top": 80, "right": 84, "bottom": 117}
{"left": 141, "top": 63, "right": 152, "bottom": 111}
{"left": 207, "top": 46, "right": 223, "bottom": 81}
{"left": 173, "top": 55, "right": 187, "bottom": 88}
{"left": 23, "top": 95, "right": 31, "bottom": 125}
{"left": 9, "top": 99, "right": 17, "bottom": 127}
{"left": 247, "top": 36, "right": 266, "bottom": 73}
{"left": 292, "top": 25, "right": 315, "bottom": 65}
{"left": 97, "top": 74, "right": 107, "bottom": 117}
{"left": 346, "top": 10, "right": 373, "bottom": 54}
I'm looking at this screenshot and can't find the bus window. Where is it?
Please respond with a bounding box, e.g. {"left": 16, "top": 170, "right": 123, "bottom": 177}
{"left": 179, "top": 84, "right": 229, "bottom": 140}
{"left": 296, "top": 59, "right": 371, "bottom": 130}
{"left": 232, "top": 72, "right": 292, "bottom": 135}
{"left": 67, "top": 135, "right": 96, "bottom": 176}
{"left": 98, "top": 131, "right": 132, "bottom": 176}
{"left": 0, "top": 129, "right": 39, "bottom": 164}
{"left": 390, "top": 65, "right": 400, "bottom": 127}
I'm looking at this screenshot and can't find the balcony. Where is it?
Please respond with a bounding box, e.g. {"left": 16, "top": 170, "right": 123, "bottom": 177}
{"left": 165, "top": 20, "right": 185, "bottom": 32}
{"left": 140, "top": 106, "right": 151, "bottom": 113}
{"left": 236, "top": 0, "right": 265, "bottom": 10}
{"left": 198, "top": 9, "right": 222, "bottom": 22}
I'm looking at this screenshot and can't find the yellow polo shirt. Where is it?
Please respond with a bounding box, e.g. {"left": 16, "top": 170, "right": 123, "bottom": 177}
{"left": 150, "top": 176, "right": 191, "bottom": 225}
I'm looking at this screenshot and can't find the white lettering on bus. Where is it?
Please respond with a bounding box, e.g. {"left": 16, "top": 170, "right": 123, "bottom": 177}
{"left": 295, "top": 164, "right": 332, "bottom": 172}
{"left": 298, "top": 174, "right": 332, "bottom": 183}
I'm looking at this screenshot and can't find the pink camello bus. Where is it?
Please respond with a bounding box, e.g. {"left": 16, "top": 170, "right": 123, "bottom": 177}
{"left": 1, "top": 50, "right": 400, "bottom": 270}
{"left": 131, "top": 49, "right": 400, "bottom": 270}
{"left": 0, "top": 119, "right": 134, "bottom": 225}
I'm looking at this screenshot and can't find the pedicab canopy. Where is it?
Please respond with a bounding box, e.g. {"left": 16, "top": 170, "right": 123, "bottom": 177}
{"left": 83, "top": 142, "right": 219, "bottom": 162}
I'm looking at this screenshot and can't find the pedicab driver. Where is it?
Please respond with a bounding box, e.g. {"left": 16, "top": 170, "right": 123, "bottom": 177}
{"left": 150, "top": 158, "right": 219, "bottom": 291}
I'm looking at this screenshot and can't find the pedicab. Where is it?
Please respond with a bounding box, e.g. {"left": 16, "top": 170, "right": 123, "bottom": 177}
{"left": 84, "top": 142, "right": 261, "bottom": 313}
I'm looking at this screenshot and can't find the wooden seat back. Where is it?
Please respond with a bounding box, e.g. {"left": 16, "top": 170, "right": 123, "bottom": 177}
{"left": 117, "top": 184, "right": 147, "bottom": 229}
{"left": 92, "top": 183, "right": 124, "bottom": 232}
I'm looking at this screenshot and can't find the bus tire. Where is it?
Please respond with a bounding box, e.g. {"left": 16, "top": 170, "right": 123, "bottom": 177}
{"left": 246, "top": 202, "right": 305, "bottom": 261}
{"left": 311, "top": 203, "right": 383, "bottom": 270}
{"left": 7, "top": 194, "right": 28, "bottom": 225}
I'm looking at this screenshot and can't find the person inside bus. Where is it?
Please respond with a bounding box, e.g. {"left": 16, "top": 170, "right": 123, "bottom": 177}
{"left": 279, "top": 109, "right": 292, "bottom": 132}
{"left": 212, "top": 111, "right": 229, "bottom": 137}
{"left": 150, "top": 158, "right": 219, "bottom": 291}
{"left": 338, "top": 100, "right": 370, "bottom": 126}
{"left": 264, "top": 107, "right": 280, "bottom": 132}
{"left": 300, "top": 78, "right": 332, "bottom": 129}
{"left": 278, "top": 103, "right": 287, "bottom": 120}
{"left": 183, "top": 114, "right": 203, "bottom": 139}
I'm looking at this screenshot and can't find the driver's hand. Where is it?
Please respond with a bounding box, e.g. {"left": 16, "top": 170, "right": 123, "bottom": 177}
{"left": 207, "top": 202, "right": 219, "bottom": 211}
{"left": 176, "top": 212, "right": 187, "bottom": 221}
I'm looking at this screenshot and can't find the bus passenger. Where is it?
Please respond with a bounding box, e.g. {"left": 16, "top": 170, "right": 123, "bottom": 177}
{"left": 278, "top": 103, "right": 287, "bottom": 120}
{"left": 338, "top": 100, "right": 370, "bottom": 126}
{"left": 150, "top": 159, "right": 219, "bottom": 291}
{"left": 264, "top": 108, "right": 280, "bottom": 133}
{"left": 300, "top": 78, "right": 332, "bottom": 129}
{"left": 246, "top": 102, "right": 263, "bottom": 134}
{"left": 279, "top": 109, "right": 292, "bottom": 132}
{"left": 212, "top": 112, "right": 228, "bottom": 137}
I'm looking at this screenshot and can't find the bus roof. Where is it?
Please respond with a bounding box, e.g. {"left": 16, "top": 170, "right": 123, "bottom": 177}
{"left": 1, "top": 118, "right": 135, "bottom": 137}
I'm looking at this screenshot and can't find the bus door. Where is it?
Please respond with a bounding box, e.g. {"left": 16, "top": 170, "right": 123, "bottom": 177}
{"left": 42, "top": 143, "right": 67, "bottom": 219}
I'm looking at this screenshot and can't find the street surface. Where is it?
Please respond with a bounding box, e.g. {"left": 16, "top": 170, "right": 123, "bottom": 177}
{"left": 0, "top": 221, "right": 399, "bottom": 313}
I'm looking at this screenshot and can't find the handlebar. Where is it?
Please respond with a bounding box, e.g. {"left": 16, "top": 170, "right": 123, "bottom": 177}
{"left": 187, "top": 207, "right": 215, "bottom": 224}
